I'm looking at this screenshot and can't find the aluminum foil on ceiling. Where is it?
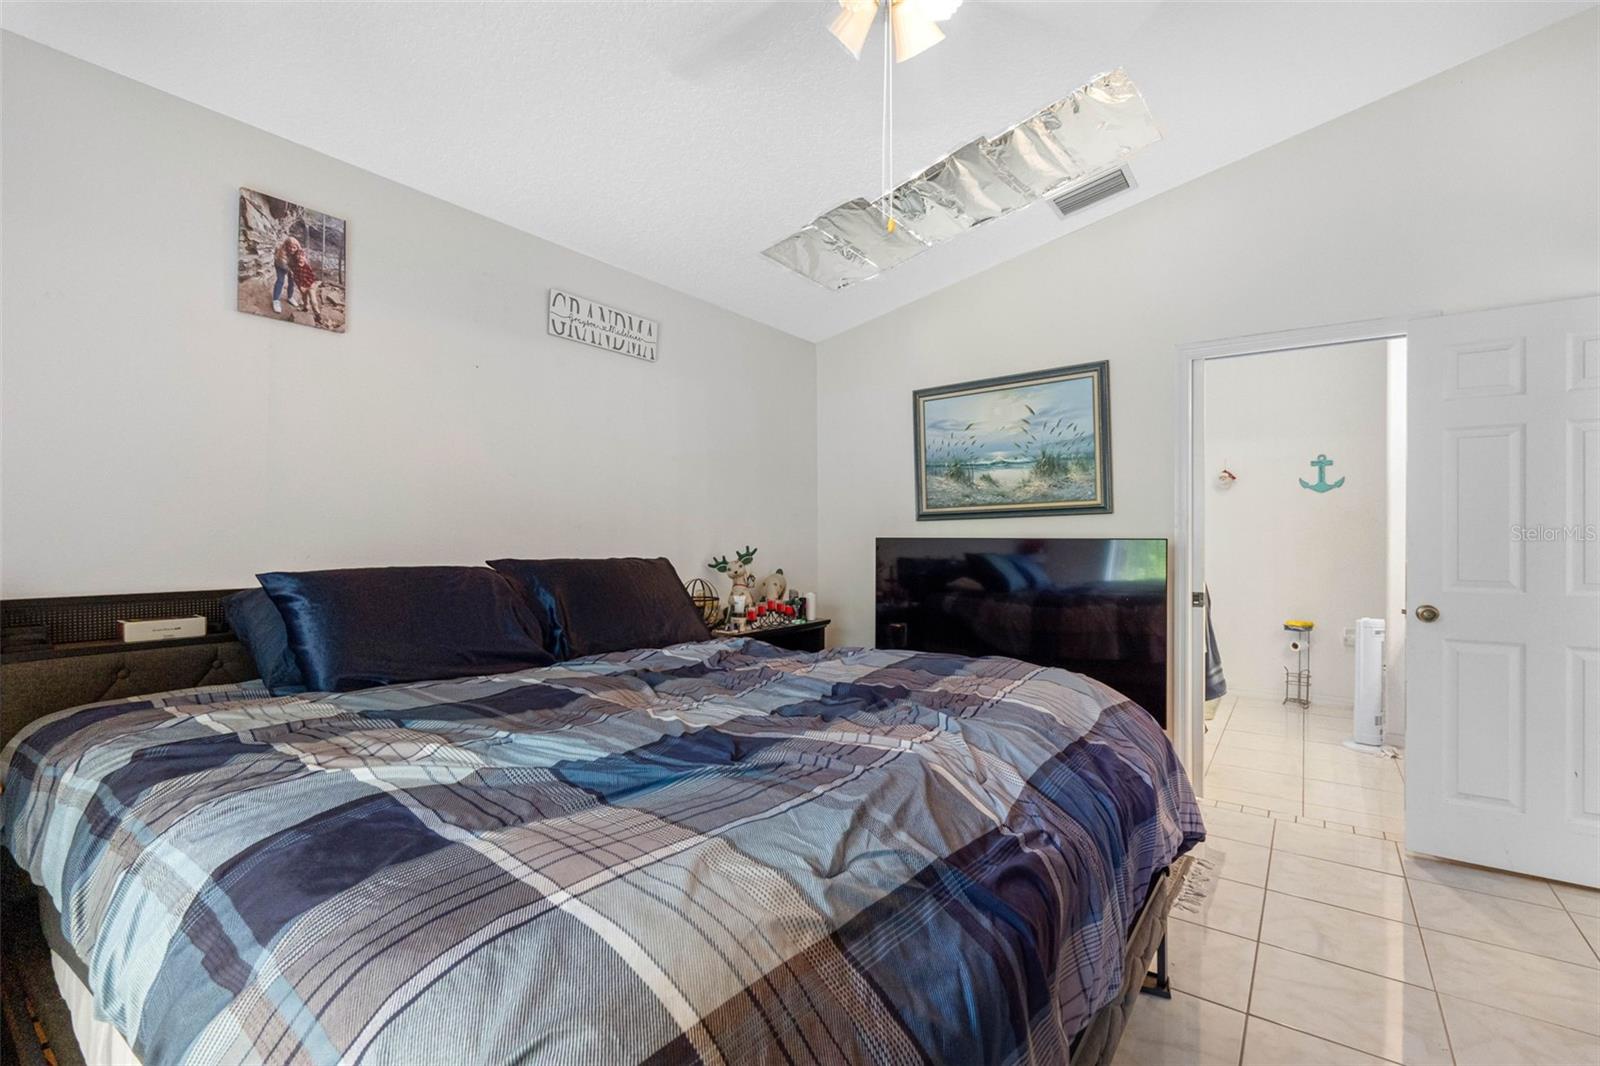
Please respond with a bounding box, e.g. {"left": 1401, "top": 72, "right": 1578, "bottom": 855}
{"left": 762, "top": 69, "right": 1159, "bottom": 290}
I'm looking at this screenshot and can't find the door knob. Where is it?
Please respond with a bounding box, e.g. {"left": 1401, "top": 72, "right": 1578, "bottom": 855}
{"left": 1415, "top": 604, "right": 1440, "bottom": 623}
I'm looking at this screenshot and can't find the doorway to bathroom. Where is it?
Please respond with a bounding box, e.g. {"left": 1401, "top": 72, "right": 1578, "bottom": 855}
{"left": 1195, "top": 335, "right": 1408, "bottom": 835}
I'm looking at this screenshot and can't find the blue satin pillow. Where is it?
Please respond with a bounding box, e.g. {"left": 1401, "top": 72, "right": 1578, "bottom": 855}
{"left": 257, "top": 566, "right": 553, "bottom": 692}
{"left": 224, "top": 588, "right": 308, "bottom": 696}
{"left": 487, "top": 557, "right": 709, "bottom": 659}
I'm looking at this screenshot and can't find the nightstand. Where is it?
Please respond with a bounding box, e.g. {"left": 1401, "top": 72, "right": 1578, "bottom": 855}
{"left": 715, "top": 618, "right": 830, "bottom": 653}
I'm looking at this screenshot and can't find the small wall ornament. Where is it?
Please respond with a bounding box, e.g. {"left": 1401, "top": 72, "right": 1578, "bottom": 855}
{"left": 1299, "top": 454, "right": 1345, "bottom": 493}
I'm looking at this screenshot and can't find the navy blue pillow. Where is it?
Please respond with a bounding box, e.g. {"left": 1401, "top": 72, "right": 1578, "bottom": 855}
{"left": 1010, "top": 554, "right": 1056, "bottom": 590}
{"left": 968, "top": 553, "right": 1029, "bottom": 594}
{"left": 224, "top": 588, "right": 308, "bottom": 696}
{"left": 486, "top": 557, "right": 709, "bottom": 659}
{"left": 257, "top": 566, "right": 553, "bottom": 692}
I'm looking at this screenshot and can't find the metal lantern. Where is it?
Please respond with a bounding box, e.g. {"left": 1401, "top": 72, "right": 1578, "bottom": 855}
{"left": 684, "top": 578, "right": 725, "bottom": 628}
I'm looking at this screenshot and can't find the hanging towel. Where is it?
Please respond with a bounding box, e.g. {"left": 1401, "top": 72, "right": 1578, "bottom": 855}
{"left": 1204, "top": 585, "right": 1228, "bottom": 700}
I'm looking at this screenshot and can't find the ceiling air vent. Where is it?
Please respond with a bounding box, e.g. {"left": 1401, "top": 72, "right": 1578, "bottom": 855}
{"left": 1049, "top": 166, "right": 1135, "bottom": 220}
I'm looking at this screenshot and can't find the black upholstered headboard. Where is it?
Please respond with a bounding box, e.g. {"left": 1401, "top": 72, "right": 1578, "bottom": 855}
{"left": 0, "top": 590, "right": 260, "bottom": 748}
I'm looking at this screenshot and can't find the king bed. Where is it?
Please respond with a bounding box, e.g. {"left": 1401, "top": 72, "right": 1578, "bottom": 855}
{"left": 0, "top": 557, "right": 1202, "bottom": 1066}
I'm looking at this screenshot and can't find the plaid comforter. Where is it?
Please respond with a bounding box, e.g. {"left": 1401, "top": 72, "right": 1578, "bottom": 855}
{"left": 2, "top": 639, "right": 1202, "bottom": 1066}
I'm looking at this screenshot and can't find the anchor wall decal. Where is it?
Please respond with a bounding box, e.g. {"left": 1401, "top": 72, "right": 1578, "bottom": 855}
{"left": 1299, "top": 453, "right": 1345, "bottom": 493}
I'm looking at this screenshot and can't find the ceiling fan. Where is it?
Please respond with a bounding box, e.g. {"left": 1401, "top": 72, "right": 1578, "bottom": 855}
{"left": 828, "top": 0, "right": 964, "bottom": 63}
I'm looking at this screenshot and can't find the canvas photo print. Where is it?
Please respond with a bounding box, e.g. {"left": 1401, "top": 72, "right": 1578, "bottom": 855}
{"left": 237, "top": 188, "right": 347, "bottom": 332}
{"left": 914, "top": 360, "right": 1112, "bottom": 518}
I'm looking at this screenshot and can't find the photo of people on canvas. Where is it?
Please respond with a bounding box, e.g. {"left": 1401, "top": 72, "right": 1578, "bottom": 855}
{"left": 236, "top": 188, "right": 347, "bottom": 333}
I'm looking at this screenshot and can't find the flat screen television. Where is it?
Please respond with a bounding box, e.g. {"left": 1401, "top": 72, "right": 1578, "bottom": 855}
{"left": 875, "top": 537, "right": 1168, "bottom": 725}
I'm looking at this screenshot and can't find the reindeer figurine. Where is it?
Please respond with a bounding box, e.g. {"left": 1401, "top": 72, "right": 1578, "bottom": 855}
{"left": 708, "top": 546, "right": 759, "bottom": 619}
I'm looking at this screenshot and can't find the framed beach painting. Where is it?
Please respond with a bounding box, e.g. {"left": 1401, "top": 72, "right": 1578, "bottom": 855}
{"left": 913, "top": 361, "right": 1112, "bottom": 519}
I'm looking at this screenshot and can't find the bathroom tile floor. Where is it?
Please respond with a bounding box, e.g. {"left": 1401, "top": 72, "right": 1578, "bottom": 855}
{"left": 1112, "top": 694, "right": 1600, "bottom": 1066}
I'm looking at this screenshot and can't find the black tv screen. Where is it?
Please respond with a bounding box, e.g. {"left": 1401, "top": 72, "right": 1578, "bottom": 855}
{"left": 875, "top": 537, "right": 1168, "bottom": 725}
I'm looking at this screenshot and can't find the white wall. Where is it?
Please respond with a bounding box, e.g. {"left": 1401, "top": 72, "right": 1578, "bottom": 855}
{"left": 0, "top": 33, "right": 818, "bottom": 598}
{"left": 814, "top": 12, "right": 1598, "bottom": 649}
{"left": 1384, "top": 338, "right": 1408, "bottom": 743}
{"left": 1203, "top": 342, "right": 1387, "bottom": 704}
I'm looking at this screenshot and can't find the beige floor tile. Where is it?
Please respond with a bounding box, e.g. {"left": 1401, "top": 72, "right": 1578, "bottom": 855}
{"left": 1555, "top": 883, "right": 1600, "bottom": 917}
{"left": 1166, "top": 917, "right": 1257, "bottom": 1011}
{"left": 1407, "top": 879, "right": 1598, "bottom": 968}
{"left": 1228, "top": 715, "right": 1304, "bottom": 739}
{"left": 1423, "top": 929, "right": 1600, "bottom": 1035}
{"left": 1241, "top": 1017, "right": 1398, "bottom": 1066}
{"left": 1200, "top": 805, "right": 1276, "bottom": 847}
{"left": 1305, "top": 779, "right": 1406, "bottom": 818}
{"left": 1260, "top": 891, "right": 1433, "bottom": 987}
{"left": 1209, "top": 784, "right": 1303, "bottom": 815}
{"left": 1268, "top": 851, "right": 1414, "bottom": 923}
{"left": 1401, "top": 853, "right": 1562, "bottom": 908}
{"left": 1307, "top": 719, "right": 1356, "bottom": 745}
{"left": 1176, "top": 875, "right": 1265, "bottom": 939}
{"left": 1305, "top": 739, "right": 1393, "bottom": 767}
{"left": 1206, "top": 763, "right": 1305, "bottom": 802}
{"left": 1209, "top": 744, "right": 1303, "bottom": 776}
{"left": 1303, "top": 803, "right": 1405, "bottom": 835}
{"left": 1220, "top": 730, "right": 1304, "bottom": 756}
{"left": 1110, "top": 990, "right": 1246, "bottom": 1066}
{"left": 1274, "top": 820, "right": 1403, "bottom": 875}
{"left": 1248, "top": 944, "right": 1451, "bottom": 1064}
{"left": 1191, "top": 836, "right": 1271, "bottom": 888}
{"left": 1438, "top": 994, "right": 1600, "bottom": 1066}
{"left": 1573, "top": 911, "right": 1600, "bottom": 960}
{"left": 1303, "top": 754, "right": 1405, "bottom": 795}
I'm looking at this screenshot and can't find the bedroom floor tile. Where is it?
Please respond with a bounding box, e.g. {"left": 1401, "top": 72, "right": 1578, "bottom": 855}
{"left": 1189, "top": 836, "right": 1271, "bottom": 887}
{"left": 1184, "top": 876, "right": 1266, "bottom": 939}
{"left": 1267, "top": 850, "right": 1415, "bottom": 924}
{"left": 1438, "top": 995, "right": 1600, "bottom": 1066}
{"left": 1241, "top": 1017, "right": 1399, "bottom": 1066}
{"left": 1199, "top": 804, "right": 1277, "bottom": 847}
{"left": 1273, "top": 820, "right": 1404, "bottom": 876}
{"left": 1400, "top": 853, "right": 1562, "bottom": 908}
{"left": 1153, "top": 769, "right": 1600, "bottom": 1066}
{"left": 1112, "top": 990, "right": 1246, "bottom": 1066}
{"left": 1248, "top": 944, "right": 1452, "bottom": 1065}
{"left": 1260, "top": 891, "right": 1434, "bottom": 988}
{"left": 1421, "top": 929, "right": 1600, "bottom": 1035}
{"left": 1166, "top": 917, "right": 1257, "bottom": 1011}
{"left": 1407, "top": 879, "right": 1599, "bottom": 968}
{"left": 1555, "top": 883, "right": 1600, "bottom": 917}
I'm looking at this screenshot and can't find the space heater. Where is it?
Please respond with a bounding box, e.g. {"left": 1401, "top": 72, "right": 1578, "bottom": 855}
{"left": 1347, "top": 617, "right": 1386, "bottom": 752}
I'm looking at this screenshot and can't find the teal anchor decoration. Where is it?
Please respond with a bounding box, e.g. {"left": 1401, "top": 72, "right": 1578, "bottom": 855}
{"left": 1299, "top": 453, "right": 1345, "bottom": 493}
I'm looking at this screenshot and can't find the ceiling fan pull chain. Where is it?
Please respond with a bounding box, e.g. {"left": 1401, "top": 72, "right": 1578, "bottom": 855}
{"left": 882, "top": 2, "right": 896, "bottom": 233}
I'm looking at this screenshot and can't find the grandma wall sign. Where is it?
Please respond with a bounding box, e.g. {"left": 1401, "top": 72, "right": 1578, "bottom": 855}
{"left": 547, "top": 289, "right": 658, "bottom": 363}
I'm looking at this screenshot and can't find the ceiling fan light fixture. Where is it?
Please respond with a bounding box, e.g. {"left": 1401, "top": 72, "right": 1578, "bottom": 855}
{"left": 913, "top": 0, "right": 963, "bottom": 22}
{"left": 890, "top": 0, "right": 946, "bottom": 63}
{"left": 828, "top": 0, "right": 880, "bottom": 59}
{"left": 763, "top": 69, "right": 1161, "bottom": 290}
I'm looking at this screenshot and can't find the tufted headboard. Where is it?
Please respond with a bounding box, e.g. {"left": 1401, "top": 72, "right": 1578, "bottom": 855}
{"left": 0, "top": 590, "right": 261, "bottom": 748}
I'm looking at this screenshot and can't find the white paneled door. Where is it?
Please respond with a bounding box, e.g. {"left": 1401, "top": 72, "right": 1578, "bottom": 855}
{"left": 1407, "top": 296, "right": 1600, "bottom": 886}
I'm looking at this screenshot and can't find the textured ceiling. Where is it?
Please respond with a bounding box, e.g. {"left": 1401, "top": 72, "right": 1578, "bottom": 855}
{"left": 2, "top": 1, "right": 1587, "bottom": 341}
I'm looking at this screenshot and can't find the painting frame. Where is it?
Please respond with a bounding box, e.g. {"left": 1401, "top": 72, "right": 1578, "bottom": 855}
{"left": 913, "top": 360, "right": 1113, "bottom": 520}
